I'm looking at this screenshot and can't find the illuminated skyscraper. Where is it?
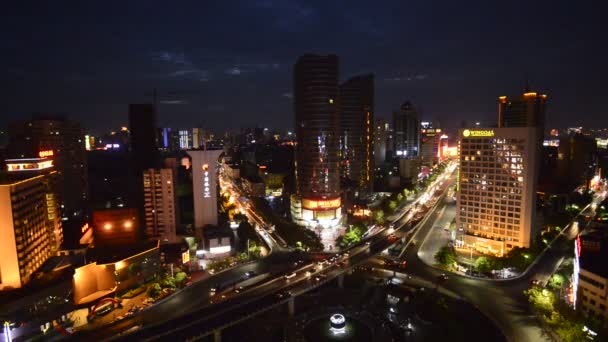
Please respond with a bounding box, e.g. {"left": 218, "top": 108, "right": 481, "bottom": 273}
{"left": 498, "top": 89, "right": 547, "bottom": 129}
{"left": 456, "top": 127, "right": 539, "bottom": 255}
{"left": 0, "top": 158, "right": 62, "bottom": 290}
{"left": 7, "top": 115, "right": 87, "bottom": 246}
{"left": 339, "top": 74, "right": 374, "bottom": 193}
{"left": 393, "top": 101, "right": 420, "bottom": 158}
{"left": 292, "top": 54, "right": 341, "bottom": 228}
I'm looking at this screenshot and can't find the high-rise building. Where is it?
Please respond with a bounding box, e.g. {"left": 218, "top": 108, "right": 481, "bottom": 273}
{"left": 128, "top": 104, "right": 159, "bottom": 236}
{"left": 374, "top": 119, "right": 390, "bottom": 165}
{"left": 420, "top": 124, "right": 443, "bottom": 167}
{"left": 187, "top": 149, "right": 224, "bottom": 228}
{"left": 339, "top": 74, "right": 374, "bottom": 193}
{"left": 192, "top": 127, "right": 208, "bottom": 149}
{"left": 178, "top": 129, "right": 192, "bottom": 150}
{"left": 456, "top": 127, "right": 539, "bottom": 255}
{"left": 498, "top": 89, "right": 547, "bottom": 130}
{"left": 128, "top": 104, "right": 159, "bottom": 171}
{"left": 292, "top": 54, "right": 341, "bottom": 229}
{"left": 7, "top": 115, "right": 87, "bottom": 246}
{"left": 393, "top": 101, "right": 420, "bottom": 158}
{"left": 556, "top": 134, "right": 598, "bottom": 190}
{"left": 0, "top": 158, "right": 62, "bottom": 290}
{"left": 143, "top": 168, "right": 177, "bottom": 242}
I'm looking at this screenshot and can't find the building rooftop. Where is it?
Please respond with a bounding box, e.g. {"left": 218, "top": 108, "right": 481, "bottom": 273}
{"left": 580, "top": 228, "right": 608, "bottom": 279}
{"left": 86, "top": 241, "right": 158, "bottom": 264}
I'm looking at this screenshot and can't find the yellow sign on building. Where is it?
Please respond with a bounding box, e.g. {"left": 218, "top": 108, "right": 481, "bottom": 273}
{"left": 462, "top": 129, "right": 495, "bottom": 137}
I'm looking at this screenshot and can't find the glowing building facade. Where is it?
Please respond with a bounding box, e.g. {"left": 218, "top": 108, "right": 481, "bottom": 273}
{"left": 188, "top": 149, "right": 224, "bottom": 228}
{"left": 0, "top": 159, "right": 62, "bottom": 290}
{"left": 143, "top": 168, "right": 177, "bottom": 242}
{"left": 292, "top": 54, "right": 342, "bottom": 229}
{"left": 456, "top": 127, "right": 539, "bottom": 255}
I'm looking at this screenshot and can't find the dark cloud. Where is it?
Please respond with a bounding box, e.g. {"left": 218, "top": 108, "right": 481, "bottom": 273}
{"left": 0, "top": 0, "right": 605, "bottom": 132}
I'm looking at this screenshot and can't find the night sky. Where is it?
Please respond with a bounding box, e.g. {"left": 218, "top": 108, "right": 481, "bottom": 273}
{"left": 1, "top": 0, "right": 605, "bottom": 134}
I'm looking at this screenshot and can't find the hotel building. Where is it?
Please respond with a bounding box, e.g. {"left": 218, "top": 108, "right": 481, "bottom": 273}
{"left": 0, "top": 158, "right": 62, "bottom": 290}
{"left": 456, "top": 127, "right": 539, "bottom": 255}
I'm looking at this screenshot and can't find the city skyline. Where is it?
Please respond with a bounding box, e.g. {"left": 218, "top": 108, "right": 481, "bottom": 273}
{"left": 1, "top": 1, "right": 606, "bottom": 133}
{"left": 2, "top": 3, "right": 608, "bottom": 342}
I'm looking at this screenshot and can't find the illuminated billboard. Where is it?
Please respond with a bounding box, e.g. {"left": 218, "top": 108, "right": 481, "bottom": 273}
{"left": 302, "top": 197, "right": 341, "bottom": 210}
{"left": 462, "top": 129, "right": 495, "bottom": 137}
{"left": 38, "top": 150, "right": 54, "bottom": 158}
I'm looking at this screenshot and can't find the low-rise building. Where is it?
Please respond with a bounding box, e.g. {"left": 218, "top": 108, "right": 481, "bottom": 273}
{"left": 72, "top": 241, "right": 160, "bottom": 304}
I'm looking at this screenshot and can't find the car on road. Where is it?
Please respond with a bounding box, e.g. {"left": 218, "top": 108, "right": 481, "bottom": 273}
{"left": 284, "top": 272, "right": 297, "bottom": 280}
{"left": 244, "top": 271, "right": 256, "bottom": 278}
{"left": 438, "top": 273, "right": 449, "bottom": 282}
{"left": 234, "top": 286, "right": 245, "bottom": 293}
{"left": 275, "top": 290, "right": 293, "bottom": 299}
{"left": 314, "top": 274, "right": 327, "bottom": 282}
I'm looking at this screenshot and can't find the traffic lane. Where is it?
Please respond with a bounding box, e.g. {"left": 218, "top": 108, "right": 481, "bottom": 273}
{"left": 79, "top": 254, "right": 299, "bottom": 339}
{"left": 402, "top": 203, "right": 548, "bottom": 341}
{"left": 118, "top": 262, "right": 340, "bottom": 341}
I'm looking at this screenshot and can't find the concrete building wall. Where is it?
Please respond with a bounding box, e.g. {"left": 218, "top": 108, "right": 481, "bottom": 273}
{"left": 579, "top": 268, "right": 608, "bottom": 320}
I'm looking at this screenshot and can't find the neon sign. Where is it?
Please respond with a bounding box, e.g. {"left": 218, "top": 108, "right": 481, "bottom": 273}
{"left": 462, "top": 129, "right": 495, "bottom": 137}
{"left": 302, "top": 198, "right": 341, "bottom": 210}
{"left": 38, "top": 150, "right": 54, "bottom": 158}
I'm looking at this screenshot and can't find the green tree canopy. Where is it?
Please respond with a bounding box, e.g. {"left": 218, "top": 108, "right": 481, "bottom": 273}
{"left": 474, "top": 257, "right": 493, "bottom": 274}
{"left": 147, "top": 283, "right": 162, "bottom": 298}
{"left": 434, "top": 246, "right": 456, "bottom": 267}
{"left": 374, "top": 210, "right": 385, "bottom": 224}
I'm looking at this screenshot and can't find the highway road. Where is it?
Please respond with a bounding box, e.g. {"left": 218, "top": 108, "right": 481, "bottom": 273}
{"left": 387, "top": 186, "right": 607, "bottom": 342}
{"left": 105, "top": 166, "right": 459, "bottom": 341}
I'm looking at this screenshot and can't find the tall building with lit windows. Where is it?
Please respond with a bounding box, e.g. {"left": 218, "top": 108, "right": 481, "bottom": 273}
{"left": 339, "top": 74, "right": 374, "bottom": 193}
{"left": 393, "top": 101, "right": 420, "bottom": 158}
{"left": 456, "top": 127, "right": 539, "bottom": 255}
{"left": 0, "top": 158, "right": 62, "bottom": 290}
{"left": 7, "top": 115, "right": 87, "bottom": 246}
{"left": 292, "top": 54, "right": 342, "bottom": 229}
{"left": 178, "top": 130, "right": 192, "bottom": 149}
{"left": 374, "top": 119, "right": 390, "bottom": 165}
{"left": 143, "top": 168, "right": 177, "bottom": 242}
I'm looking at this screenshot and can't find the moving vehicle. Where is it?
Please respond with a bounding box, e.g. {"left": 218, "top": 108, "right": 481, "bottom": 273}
{"left": 284, "top": 272, "right": 297, "bottom": 280}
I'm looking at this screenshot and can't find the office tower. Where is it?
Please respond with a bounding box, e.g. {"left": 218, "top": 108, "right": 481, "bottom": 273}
{"left": 374, "top": 119, "right": 389, "bottom": 165}
{"left": 456, "top": 127, "right": 539, "bottom": 255}
{"left": 0, "top": 158, "right": 62, "bottom": 289}
{"left": 143, "top": 168, "right": 177, "bottom": 242}
{"left": 187, "top": 149, "right": 224, "bottom": 227}
{"left": 292, "top": 54, "right": 341, "bottom": 228}
{"left": 575, "top": 233, "right": 608, "bottom": 318}
{"left": 420, "top": 123, "right": 443, "bottom": 167}
{"left": 339, "top": 74, "right": 374, "bottom": 193}
{"left": 192, "top": 127, "right": 208, "bottom": 149}
{"left": 393, "top": 101, "right": 420, "bottom": 158}
{"left": 7, "top": 115, "right": 87, "bottom": 246}
{"left": 556, "top": 134, "right": 598, "bottom": 189}
{"left": 128, "top": 104, "right": 159, "bottom": 171}
{"left": 128, "top": 104, "right": 159, "bottom": 239}
{"left": 498, "top": 88, "right": 547, "bottom": 130}
{"left": 178, "top": 130, "right": 192, "bottom": 149}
